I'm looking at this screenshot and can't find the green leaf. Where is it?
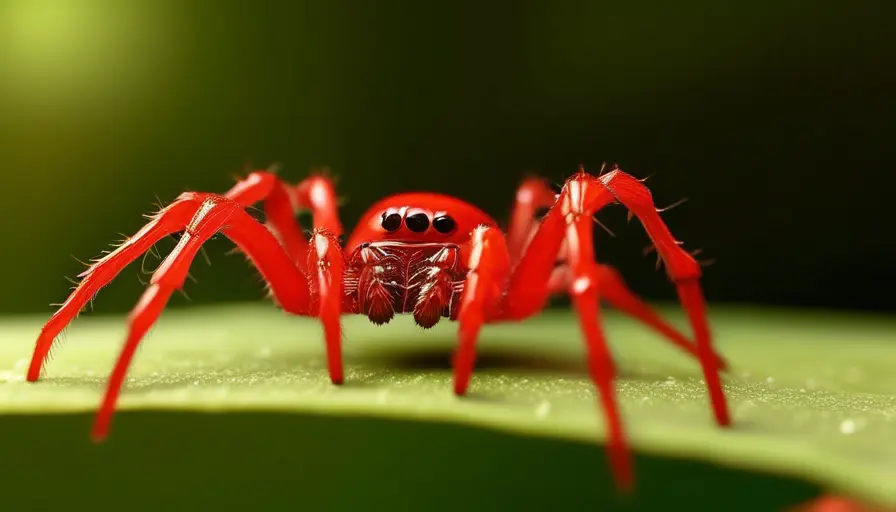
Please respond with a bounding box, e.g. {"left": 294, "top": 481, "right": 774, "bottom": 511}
{"left": 1, "top": 304, "right": 894, "bottom": 510}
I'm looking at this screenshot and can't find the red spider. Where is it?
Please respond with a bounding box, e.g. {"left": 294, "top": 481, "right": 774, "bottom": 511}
{"left": 26, "top": 165, "right": 730, "bottom": 491}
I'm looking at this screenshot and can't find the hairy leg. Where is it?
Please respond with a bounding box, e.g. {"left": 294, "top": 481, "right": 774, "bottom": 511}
{"left": 591, "top": 168, "right": 729, "bottom": 426}
{"left": 29, "top": 169, "right": 342, "bottom": 381}
{"left": 29, "top": 169, "right": 348, "bottom": 440}
{"left": 493, "top": 167, "right": 731, "bottom": 490}
{"left": 504, "top": 174, "right": 722, "bottom": 369}
{"left": 87, "top": 194, "right": 314, "bottom": 439}
{"left": 500, "top": 168, "right": 729, "bottom": 426}
{"left": 27, "top": 199, "right": 199, "bottom": 381}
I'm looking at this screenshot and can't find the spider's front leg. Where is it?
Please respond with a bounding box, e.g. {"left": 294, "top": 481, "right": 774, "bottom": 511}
{"left": 89, "top": 194, "right": 317, "bottom": 439}
{"left": 453, "top": 225, "right": 511, "bottom": 395}
{"left": 231, "top": 169, "right": 346, "bottom": 382}
{"left": 27, "top": 169, "right": 346, "bottom": 440}
{"left": 305, "top": 228, "right": 346, "bottom": 384}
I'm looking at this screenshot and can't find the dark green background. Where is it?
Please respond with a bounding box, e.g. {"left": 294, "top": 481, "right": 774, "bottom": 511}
{"left": 1, "top": 0, "right": 893, "bottom": 315}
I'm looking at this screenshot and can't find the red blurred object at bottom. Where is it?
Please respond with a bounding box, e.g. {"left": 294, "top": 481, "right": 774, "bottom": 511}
{"left": 791, "top": 496, "right": 895, "bottom": 512}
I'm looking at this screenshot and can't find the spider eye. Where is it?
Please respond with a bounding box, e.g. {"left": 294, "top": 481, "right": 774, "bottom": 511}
{"left": 381, "top": 212, "right": 402, "bottom": 232}
{"left": 432, "top": 215, "right": 457, "bottom": 234}
{"left": 405, "top": 212, "right": 430, "bottom": 233}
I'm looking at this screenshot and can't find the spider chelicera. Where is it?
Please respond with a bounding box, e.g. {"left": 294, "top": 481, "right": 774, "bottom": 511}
{"left": 26, "top": 164, "right": 731, "bottom": 490}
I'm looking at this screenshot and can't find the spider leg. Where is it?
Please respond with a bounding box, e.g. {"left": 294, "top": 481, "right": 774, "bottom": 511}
{"left": 29, "top": 170, "right": 343, "bottom": 382}
{"left": 589, "top": 168, "right": 729, "bottom": 427}
{"left": 225, "top": 171, "right": 309, "bottom": 260}
{"left": 27, "top": 199, "right": 199, "bottom": 381}
{"left": 293, "top": 171, "right": 343, "bottom": 236}
{"left": 453, "top": 225, "right": 511, "bottom": 395}
{"left": 503, "top": 204, "right": 634, "bottom": 490}
{"left": 229, "top": 170, "right": 345, "bottom": 382}
{"left": 91, "top": 194, "right": 313, "bottom": 440}
{"left": 31, "top": 168, "right": 347, "bottom": 440}
{"left": 306, "top": 228, "right": 346, "bottom": 385}
{"left": 565, "top": 215, "right": 633, "bottom": 490}
{"left": 595, "top": 264, "right": 728, "bottom": 370}
{"left": 548, "top": 264, "right": 728, "bottom": 371}
{"left": 505, "top": 176, "right": 557, "bottom": 263}
{"left": 226, "top": 170, "right": 343, "bottom": 263}
{"left": 493, "top": 167, "right": 731, "bottom": 491}
{"left": 502, "top": 169, "right": 730, "bottom": 427}
{"left": 504, "top": 175, "right": 724, "bottom": 370}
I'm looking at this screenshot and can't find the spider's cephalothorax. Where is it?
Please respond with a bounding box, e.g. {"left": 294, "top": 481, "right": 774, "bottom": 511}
{"left": 26, "top": 165, "right": 732, "bottom": 492}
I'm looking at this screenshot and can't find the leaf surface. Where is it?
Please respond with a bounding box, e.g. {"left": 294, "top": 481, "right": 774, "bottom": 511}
{"left": 1, "top": 304, "right": 894, "bottom": 510}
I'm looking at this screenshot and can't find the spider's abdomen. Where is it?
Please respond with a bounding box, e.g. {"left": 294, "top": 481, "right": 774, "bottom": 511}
{"left": 344, "top": 242, "right": 467, "bottom": 328}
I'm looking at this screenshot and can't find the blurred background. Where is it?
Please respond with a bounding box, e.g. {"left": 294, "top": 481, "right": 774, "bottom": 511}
{"left": 0, "top": 0, "right": 893, "bottom": 316}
